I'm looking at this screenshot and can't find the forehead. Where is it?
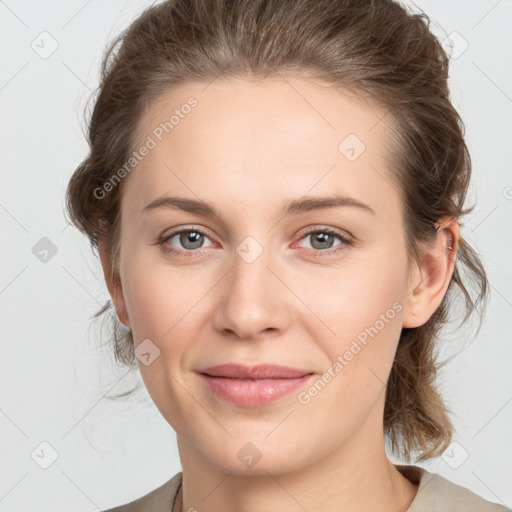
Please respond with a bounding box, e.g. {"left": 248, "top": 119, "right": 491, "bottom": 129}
{"left": 124, "top": 75, "right": 400, "bottom": 221}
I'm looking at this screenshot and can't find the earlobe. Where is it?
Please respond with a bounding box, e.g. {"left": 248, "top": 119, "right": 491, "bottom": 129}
{"left": 98, "top": 238, "right": 130, "bottom": 328}
{"left": 401, "top": 217, "right": 459, "bottom": 329}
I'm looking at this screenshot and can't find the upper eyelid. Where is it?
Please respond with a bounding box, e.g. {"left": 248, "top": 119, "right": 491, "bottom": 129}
{"left": 163, "top": 225, "right": 350, "bottom": 237}
{"left": 296, "top": 225, "right": 352, "bottom": 240}
{"left": 162, "top": 226, "right": 216, "bottom": 246}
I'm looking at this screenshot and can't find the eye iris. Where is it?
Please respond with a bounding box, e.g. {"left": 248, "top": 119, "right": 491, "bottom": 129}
{"left": 311, "top": 232, "right": 335, "bottom": 250}
{"left": 180, "top": 231, "right": 204, "bottom": 250}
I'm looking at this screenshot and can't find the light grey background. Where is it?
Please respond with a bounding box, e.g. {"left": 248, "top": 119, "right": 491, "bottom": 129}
{"left": 0, "top": 0, "right": 511, "bottom": 510}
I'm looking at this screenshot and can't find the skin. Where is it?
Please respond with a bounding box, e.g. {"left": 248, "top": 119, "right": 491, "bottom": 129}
{"left": 98, "top": 74, "right": 459, "bottom": 512}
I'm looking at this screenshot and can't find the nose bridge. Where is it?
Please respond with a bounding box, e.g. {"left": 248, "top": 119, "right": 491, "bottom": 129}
{"left": 212, "top": 233, "right": 289, "bottom": 339}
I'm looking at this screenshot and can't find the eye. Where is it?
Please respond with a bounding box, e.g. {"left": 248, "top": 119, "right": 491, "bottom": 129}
{"left": 158, "top": 226, "right": 215, "bottom": 254}
{"left": 157, "top": 225, "right": 353, "bottom": 258}
{"left": 295, "top": 227, "right": 352, "bottom": 256}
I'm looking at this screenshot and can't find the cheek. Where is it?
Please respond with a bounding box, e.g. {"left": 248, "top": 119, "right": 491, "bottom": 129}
{"left": 120, "top": 244, "right": 195, "bottom": 329}
{"left": 296, "top": 287, "right": 404, "bottom": 436}
{"left": 119, "top": 251, "right": 209, "bottom": 426}
{"left": 298, "top": 249, "right": 407, "bottom": 389}
{"left": 298, "top": 249, "right": 406, "bottom": 338}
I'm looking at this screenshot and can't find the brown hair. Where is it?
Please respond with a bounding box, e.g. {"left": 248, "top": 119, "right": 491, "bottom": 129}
{"left": 65, "top": 0, "right": 489, "bottom": 463}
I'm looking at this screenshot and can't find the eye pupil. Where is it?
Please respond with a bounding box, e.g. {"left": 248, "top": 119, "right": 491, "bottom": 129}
{"left": 180, "top": 231, "right": 204, "bottom": 250}
{"left": 311, "top": 232, "right": 334, "bottom": 250}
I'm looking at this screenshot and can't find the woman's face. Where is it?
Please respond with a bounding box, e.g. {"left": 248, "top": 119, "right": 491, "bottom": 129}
{"left": 108, "top": 75, "right": 422, "bottom": 474}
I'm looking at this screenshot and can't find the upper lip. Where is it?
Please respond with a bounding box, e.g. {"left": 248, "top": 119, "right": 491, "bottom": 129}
{"left": 198, "top": 364, "right": 313, "bottom": 379}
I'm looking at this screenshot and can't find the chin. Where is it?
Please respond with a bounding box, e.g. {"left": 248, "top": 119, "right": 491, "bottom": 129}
{"left": 193, "top": 430, "right": 317, "bottom": 477}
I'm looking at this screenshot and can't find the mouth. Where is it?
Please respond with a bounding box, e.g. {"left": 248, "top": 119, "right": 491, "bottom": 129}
{"left": 197, "top": 364, "right": 315, "bottom": 407}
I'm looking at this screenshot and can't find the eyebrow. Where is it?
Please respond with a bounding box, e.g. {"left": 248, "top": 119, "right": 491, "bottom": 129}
{"left": 142, "top": 194, "right": 375, "bottom": 218}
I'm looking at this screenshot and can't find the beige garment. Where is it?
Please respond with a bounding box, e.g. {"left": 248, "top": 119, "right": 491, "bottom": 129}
{"left": 102, "top": 465, "right": 511, "bottom": 511}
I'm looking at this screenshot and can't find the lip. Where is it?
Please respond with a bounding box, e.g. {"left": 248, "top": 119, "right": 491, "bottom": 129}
{"left": 197, "top": 364, "right": 314, "bottom": 407}
{"left": 199, "top": 363, "right": 312, "bottom": 379}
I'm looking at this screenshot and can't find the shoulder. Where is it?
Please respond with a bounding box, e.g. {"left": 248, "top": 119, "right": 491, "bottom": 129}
{"left": 102, "top": 471, "right": 183, "bottom": 512}
{"left": 101, "top": 467, "right": 510, "bottom": 511}
{"left": 398, "top": 465, "right": 511, "bottom": 512}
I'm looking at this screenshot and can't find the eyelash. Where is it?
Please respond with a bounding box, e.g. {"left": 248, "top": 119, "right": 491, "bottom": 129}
{"left": 157, "top": 225, "right": 353, "bottom": 258}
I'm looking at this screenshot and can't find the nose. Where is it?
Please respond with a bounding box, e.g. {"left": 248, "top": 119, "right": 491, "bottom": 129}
{"left": 211, "top": 242, "right": 291, "bottom": 340}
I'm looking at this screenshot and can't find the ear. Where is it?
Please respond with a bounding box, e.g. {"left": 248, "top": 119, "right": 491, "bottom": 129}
{"left": 98, "top": 238, "right": 130, "bottom": 328}
{"left": 401, "top": 217, "right": 459, "bottom": 329}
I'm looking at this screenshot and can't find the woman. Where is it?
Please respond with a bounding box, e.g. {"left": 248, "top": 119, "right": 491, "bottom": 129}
{"left": 65, "top": 0, "right": 510, "bottom": 510}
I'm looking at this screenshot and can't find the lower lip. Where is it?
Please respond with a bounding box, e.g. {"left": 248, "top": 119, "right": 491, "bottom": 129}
{"left": 198, "top": 373, "right": 314, "bottom": 407}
